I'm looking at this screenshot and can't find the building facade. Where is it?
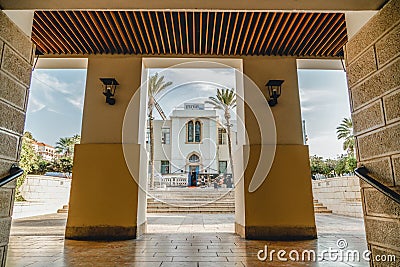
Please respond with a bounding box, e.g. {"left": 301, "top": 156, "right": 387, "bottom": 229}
{"left": 147, "top": 103, "right": 236, "bottom": 186}
{"left": 31, "top": 142, "right": 57, "bottom": 161}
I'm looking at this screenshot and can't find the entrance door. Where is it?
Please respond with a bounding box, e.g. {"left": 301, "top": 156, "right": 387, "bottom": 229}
{"left": 189, "top": 165, "right": 199, "bottom": 186}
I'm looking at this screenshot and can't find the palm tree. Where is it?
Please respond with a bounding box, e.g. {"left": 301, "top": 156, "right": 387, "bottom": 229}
{"left": 148, "top": 73, "right": 172, "bottom": 189}
{"left": 55, "top": 137, "right": 74, "bottom": 157}
{"left": 55, "top": 135, "right": 81, "bottom": 157}
{"left": 336, "top": 118, "right": 355, "bottom": 156}
{"left": 206, "top": 89, "right": 237, "bottom": 180}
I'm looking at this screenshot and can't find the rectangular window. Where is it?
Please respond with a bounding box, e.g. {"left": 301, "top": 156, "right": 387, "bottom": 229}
{"left": 218, "top": 128, "right": 227, "bottom": 145}
{"left": 146, "top": 128, "right": 150, "bottom": 144}
{"left": 161, "top": 161, "right": 170, "bottom": 174}
{"left": 219, "top": 161, "right": 227, "bottom": 174}
{"left": 161, "top": 128, "right": 170, "bottom": 144}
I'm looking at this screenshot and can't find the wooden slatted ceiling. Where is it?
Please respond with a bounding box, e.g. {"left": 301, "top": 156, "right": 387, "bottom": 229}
{"left": 32, "top": 11, "right": 347, "bottom": 57}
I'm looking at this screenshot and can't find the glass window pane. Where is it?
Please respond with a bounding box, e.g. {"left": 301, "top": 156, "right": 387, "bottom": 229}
{"left": 195, "top": 121, "right": 201, "bottom": 142}
{"left": 218, "top": 128, "right": 226, "bottom": 145}
{"left": 219, "top": 161, "right": 227, "bottom": 173}
{"left": 162, "top": 128, "right": 170, "bottom": 144}
{"left": 161, "top": 160, "right": 169, "bottom": 174}
{"left": 187, "top": 121, "right": 194, "bottom": 142}
{"left": 189, "top": 154, "right": 199, "bottom": 163}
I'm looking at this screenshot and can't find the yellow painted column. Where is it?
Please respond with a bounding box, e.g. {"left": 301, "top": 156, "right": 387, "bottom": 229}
{"left": 65, "top": 56, "right": 145, "bottom": 240}
{"left": 236, "top": 57, "right": 317, "bottom": 240}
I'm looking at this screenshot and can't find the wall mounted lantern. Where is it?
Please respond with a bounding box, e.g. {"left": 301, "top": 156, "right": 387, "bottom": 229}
{"left": 100, "top": 78, "right": 119, "bottom": 105}
{"left": 266, "top": 80, "right": 284, "bottom": 107}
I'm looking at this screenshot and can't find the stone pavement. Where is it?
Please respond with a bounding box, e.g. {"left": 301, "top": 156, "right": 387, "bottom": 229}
{"left": 6, "top": 213, "right": 369, "bottom": 266}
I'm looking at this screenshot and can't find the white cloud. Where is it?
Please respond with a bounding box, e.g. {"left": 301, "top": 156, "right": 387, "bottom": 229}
{"left": 67, "top": 95, "right": 84, "bottom": 110}
{"left": 28, "top": 97, "right": 45, "bottom": 113}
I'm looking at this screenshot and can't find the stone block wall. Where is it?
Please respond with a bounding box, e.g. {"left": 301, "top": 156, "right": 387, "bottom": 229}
{"left": 345, "top": 0, "right": 400, "bottom": 264}
{"left": 312, "top": 176, "right": 363, "bottom": 218}
{"left": 20, "top": 175, "right": 71, "bottom": 203}
{"left": 0, "top": 11, "right": 34, "bottom": 267}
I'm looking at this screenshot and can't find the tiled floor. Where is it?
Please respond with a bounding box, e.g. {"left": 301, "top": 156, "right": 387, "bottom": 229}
{"left": 6, "top": 213, "right": 368, "bottom": 266}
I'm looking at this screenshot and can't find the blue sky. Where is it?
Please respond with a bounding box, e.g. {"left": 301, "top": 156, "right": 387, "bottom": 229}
{"left": 25, "top": 69, "right": 86, "bottom": 146}
{"left": 25, "top": 68, "right": 350, "bottom": 158}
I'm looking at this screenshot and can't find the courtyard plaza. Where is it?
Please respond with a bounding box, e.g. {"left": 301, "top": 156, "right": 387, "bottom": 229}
{"left": 6, "top": 213, "right": 368, "bottom": 267}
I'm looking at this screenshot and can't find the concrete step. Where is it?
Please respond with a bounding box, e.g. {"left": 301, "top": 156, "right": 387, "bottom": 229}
{"left": 147, "top": 207, "right": 234, "bottom": 213}
{"left": 150, "top": 195, "right": 235, "bottom": 200}
{"left": 313, "top": 199, "right": 332, "bottom": 213}
{"left": 57, "top": 209, "right": 68, "bottom": 213}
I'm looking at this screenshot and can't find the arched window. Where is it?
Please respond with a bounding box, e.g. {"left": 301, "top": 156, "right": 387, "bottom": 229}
{"left": 187, "top": 121, "right": 194, "bottom": 142}
{"left": 187, "top": 120, "right": 201, "bottom": 143}
{"left": 189, "top": 154, "right": 200, "bottom": 163}
{"left": 195, "top": 121, "right": 201, "bottom": 142}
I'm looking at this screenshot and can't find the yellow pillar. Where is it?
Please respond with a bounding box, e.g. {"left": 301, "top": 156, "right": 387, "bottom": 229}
{"left": 65, "top": 56, "right": 145, "bottom": 240}
{"left": 236, "top": 57, "right": 317, "bottom": 240}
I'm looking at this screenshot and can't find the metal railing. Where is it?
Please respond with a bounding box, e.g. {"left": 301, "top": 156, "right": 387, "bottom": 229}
{"left": 0, "top": 165, "right": 24, "bottom": 187}
{"left": 355, "top": 166, "right": 400, "bottom": 205}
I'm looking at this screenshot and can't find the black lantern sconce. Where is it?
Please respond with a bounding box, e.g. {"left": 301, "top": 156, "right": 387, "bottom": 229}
{"left": 100, "top": 78, "right": 119, "bottom": 105}
{"left": 266, "top": 80, "right": 284, "bottom": 107}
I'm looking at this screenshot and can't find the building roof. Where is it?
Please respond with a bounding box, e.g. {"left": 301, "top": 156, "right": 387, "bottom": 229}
{"left": 32, "top": 11, "right": 347, "bottom": 57}
{"left": 34, "top": 142, "right": 54, "bottom": 148}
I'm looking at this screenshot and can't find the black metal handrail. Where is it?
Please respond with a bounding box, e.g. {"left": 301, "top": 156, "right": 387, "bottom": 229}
{"left": 355, "top": 166, "right": 400, "bottom": 205}
{"left": 0, "top": 165, "right": 24, "bottom": 187}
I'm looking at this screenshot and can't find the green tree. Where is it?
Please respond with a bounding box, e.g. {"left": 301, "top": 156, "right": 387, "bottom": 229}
{"left": 334, "top": 155, "right": 348, "bottom": 176}
{"left": 31, "top": 157, "right": 51, "bottom": 175}
{"left": 310, "top": 155, "right": 325, "bottom": 176}
{"left": 336, "top": 118, "right": 355, "bottom": 156}
{"left": 51, "top": 157, "right": 73, "bottom": 173}
{"left": 55, "top": 135, "right": 80, "bottom": 157}
{"left": 55, "top": 137, "right": 74, "bottom": 157}
{"left": 206, "top": 89, "right": 237, "bottom": 180}
{"left": 325, "top": 158, "right": 337, "bottom": 177}
{"left": 345, "top": 156, "right": 357, "bottom": 174}
{"left": 147, "top": 73, "right": 172, "bottom": 188}
{"left": 17, "top": 132, "right": 39, "bottom": 201}
{"left": 23, "top": 131, "right": 36, "bottom": 141}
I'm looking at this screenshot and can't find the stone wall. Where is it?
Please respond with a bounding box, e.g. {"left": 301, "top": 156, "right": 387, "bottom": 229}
{"left": 312, "top": 176, "right": 363, "bottom": 218}
{"left": 345, "top": 0, "right": 400, "bottom": 264}
{"left": 0, "top": 11, "right": 34, "bottom": 267}
{"left": 12, "top": 175, "right": 71, "bottom": 219}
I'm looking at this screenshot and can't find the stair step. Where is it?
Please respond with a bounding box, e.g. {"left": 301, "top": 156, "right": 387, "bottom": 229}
{"left": 57, "top": 209, "right": 68, "bottom": 213}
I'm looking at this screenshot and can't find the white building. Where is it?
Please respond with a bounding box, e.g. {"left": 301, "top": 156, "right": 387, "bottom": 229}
{"left": 147, "top": 103, "right": 236, "bottom": 186}
{"left": 32, "top": 142, "right": 57, "bottom": 161}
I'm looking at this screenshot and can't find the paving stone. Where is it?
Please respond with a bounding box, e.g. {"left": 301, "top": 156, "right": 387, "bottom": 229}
{"left": 0, "top": 100, "right": 26, "bottom": 135}
{"left": 347, "top": 46, "right": 377, "bottom": 87}
{"left": 365, "top": 217, "right": 400, "bottom": 250}
{"left": 383, "top": 89, "right": 400, "bottom": 123}
{"left": 4, "top": 212, "right": 370, "bottom": 266}
{"left": 0, "top": 71, "right": 28, "bottom": 110}
{"left": 1, "top": 46, "right": 32, "bottom": 87}
{"left": 0, "top": 11, "right": 33, "bottom": 61}
{"left": 352, "top": 100, "right": 384, "bottom": 134}
{"left": 0, "top": 131, "right": 18, "bottom": 160}
{"left": 364, "top": 188, "right": 400, "bottom": 218}
{"left": 351, "top": 57, "right": 400, "bottom": 110}
{"left": 375, "top": 23, "right": 400, "bottom": 67}
{"left": 359, "top": 157, "right": 394, "bottom": 187}
{"left": 357, "top": 123, "right": 400, "bottom": 160}
{"left": 346, "top": 0, "right": 400, "bottom": 63}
